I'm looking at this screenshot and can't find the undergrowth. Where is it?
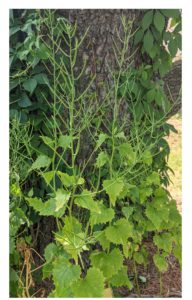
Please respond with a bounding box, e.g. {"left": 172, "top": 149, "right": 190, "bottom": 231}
{"left": 9, "top": 9, "right": 181, "bottom": 297}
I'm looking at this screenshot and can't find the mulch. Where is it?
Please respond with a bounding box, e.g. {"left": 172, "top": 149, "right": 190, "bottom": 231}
{"left": 115, "top": 241, "right": 181, "bottom": 298}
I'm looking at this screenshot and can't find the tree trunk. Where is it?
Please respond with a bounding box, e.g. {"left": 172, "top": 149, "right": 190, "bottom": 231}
{"left": 58, "top": 9, "right": 181, "bottom": 114}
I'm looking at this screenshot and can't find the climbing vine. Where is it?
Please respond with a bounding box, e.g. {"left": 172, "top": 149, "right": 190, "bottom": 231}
{"left": 9, "top": 9, "right": 181, "bottom": 297}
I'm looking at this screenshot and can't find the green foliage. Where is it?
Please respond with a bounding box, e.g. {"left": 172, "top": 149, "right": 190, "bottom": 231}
{"left": 10, "top": 9, "right": 181, "bottom": 298}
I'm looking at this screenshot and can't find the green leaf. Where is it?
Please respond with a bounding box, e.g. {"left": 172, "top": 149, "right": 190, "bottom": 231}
{"left": 58, "top": 134, "right": 72, "bottom": 149}
{"left": 146, "top": 89, "right": 156, "bottom": 103}
{"left": 96, "top": 133, "right": 108, "bottom": 148}
{"left": 168, "top": 38, "right": 178, "bottom": 57}
{"left": 42, "top": 171, "right": 55, "bottom": 185}
{"left": 57, "top": 171, "right": 84, "bottom": 187}
{"left": 142, "top": 150, "right": 152, "bottom": 165}
{"left": 153, "top": 253, "right": 168, "bottom": 273}
{"left": 55, "top": 216, "right": 87, "bottom": 263}
{"left": 153, "top": 11, "right": 165, "bottom": 33}
{"left": 73, "top": 267, "right": 104, "bottom": 297}
{"left": 37, "top": 44, "right": 50, "bottom": 59}
{"left": 143, "top": 30, "right": 154, "bottom": 54}
{"left": 27, "top": 197, "right": 67, "bottom": 217}
{"left": 90, "top": 201, "right": 115, "bottom": 226}
{"left": 161, "top": 9, "right": 180, "bottom": 18}
{"left": 23, "top": 78, "right": 37, "bottom": 94}
{"left": 103, "top": 179, "right": 124, "bottom": 206}
{"left": 122, "top": 206, "right": 134, "bottom": 220}
{"left": 95, "top": 151, "right": 108, "bottom": 168}
{"left": 94, "top": 231, "right": 110, "bottom": 250}
{"left": 118, "top": 142, "right": 135, "bottom": 164}
{"left": 52, "top": 255, "right": 81, "bottom": 293}
{"left": 18, "top": 93, "right": 32, "bottom": 108}
{"left": 134, "top": 29, "right": 144, "bottom": 45}
{"left": 105, "top": 218, "right": 133, "bottom": 245}
{"left": 153, "top": 233, "right": 173, "bottom": 253}
{"left": 43, "top": 243, "right": 63, "bottom": 279}
{"left": 54, "top": 189, "right": 71, "bottom": 212}
{"left": 139, "top": 187, "right": 153, "bottom": 204}
{"left": 30, "top": 155, "right": 51, "bottom": 171}
{"left": 33, "top": 73, "right": 49, "bottom": 85}
{"left": 75, "top": 190, "right": 100, "bottom": 213}
{"left": 40, "top": 136, "right": 54, "bottom": 147}
{"left": 146, "top": 171, "right": 160, "bottom": 186}
{"left": 142, "top": 10, "right": 154, "bottom": 31}
{"left": 90, "top": 248, "right": 123, "bottom": 279}
{"left": 109, "top": 266, "right": 133, "bottom": 290}
{"left": 145, "top": 205, "right": 162, "bottom": 230}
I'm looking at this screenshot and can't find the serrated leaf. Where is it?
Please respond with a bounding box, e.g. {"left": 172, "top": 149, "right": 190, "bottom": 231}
{"left": 146, "top": 171, "right": 160, "bottom": 186}
{"left": 90, "top": 201, "right": 115, "bottom": 226}
{"left": 153, "top": 253, "right": 168, "bottom": 273}
{"left": 94, "top": 231, "right": 110, "bottom": 250}
{"left": 145, "top": 205, "right": 162, "bottom": 230}
{"left": 139, "top": 187, "right": 153, "bottom": 204}
{"left": 143, "top": 30, "right": 154, "bottom": 54}
{"left": 154, "top": 11, "right": 165, "bottom": 33}
{"left": 142, "top": 10, "right": 154, "bottom": 31}
{"left": 52, "top": 255, "right": 81, "bottom": 292}
{"left": 40, "top": 135, "right": 54, "bottom": 147}
{"left": 27, "top": 197, "right": 67, "bottom": 217}
{"left": 30, "top": 155, "right": 51, "bottom": 171}
{"left": 90, "top": 248, "right": 123, "bottom": 279}
{"left": 58, "top": 134, "right": 72, "bottom": 149}
{"left": 105, "top": 218, "right": 133, "bottom": 244}
{"left": 122, "top": 206, "right": 134, "bottom": 220}
{"left": 103, "top": 179, "right": 124, "bottom": 206}
{"left": 23, "top": 78, "right": 37, "bottom": 94}
{"left": 42, "top": 171, "right": 55, "bottom": 185}
{"left": 95, "top": 151, "right": 108, "bottom": 168}
{"left": 73, "top": 267, "right": 104, "bottom": 297}
{"left": 153, "top": 233, "right": 173, "bottom": 253}
{"left": 54, "top": 189, "right": 71, "bottom": 212}
{"left": 96, "top": 133, "right": 108, "bottom": 148}
{"left": 142, "top": 150, "right": 152, "bottom": 165}
{"left": 75, "top": 190, "right": 100, "bottom": 213}
{"left": 55, "top": 216, "right": 87, "bottom": 263}
{"left": 110, "top": 266, "right": 133, "bottom": 290}
{"left": 57, "top": 171, "right": 84, "bottom": 187}
{"left": 118, "top": 142, "right": 135, "bottom": 164}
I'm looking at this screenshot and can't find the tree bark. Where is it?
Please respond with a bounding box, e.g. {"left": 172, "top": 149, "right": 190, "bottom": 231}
{"left": 58, "top": 9, "right": 181, "bottom": 114}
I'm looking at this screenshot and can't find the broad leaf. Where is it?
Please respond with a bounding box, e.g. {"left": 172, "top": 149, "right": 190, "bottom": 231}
{"left": 75, "top": 190, "right": 100, "bottom": 213}
{"left": 58, "top": 134, "right": 72, "bottom": 149}
{"left": 153, "top": 233, "right": 173, "bottom": 253}
{"left": 73, "top": 267, "right": 104, "bottom": 297}
{"left": 142, "top": 10, "right": 154, "bottom": 31}
{"left": 30, "top": 155, "right": 51, "bottom": 171}
{"left": 90, "top": 248, "right": 123, "bottom": 279}
{"left": 57, "top": 171, "right": 84, "bottom": 187}
{"left": 90, "top": 200, "right": 115, "bottom": 226}
{"left": 153, "top": 253, "right": 168, "bottom": 273}
{"left": 54, "top": 189, "right": 71, "bottom": 212}
{"left": 23, "top": 78, "right": 37, "bottom": 94}
{"left": 109, "top": 266, "right": 133, "bottom": 290}
{"left": 95, "top": 151, "right": 108, "bottom": 168}
{"left": 143, "top": 30, "right": 154, "bottom": 54}
{"left": 154, "top": 11, "right": 165, "bottom": 33}
{"left": 103, "top": 179, "right": 124, "bottom": 206}
{"left": 96, "top": 133, "right": 108, "bottom": 148}
{"left": 105, "top": 218, "right": 133, "bottom": 244}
